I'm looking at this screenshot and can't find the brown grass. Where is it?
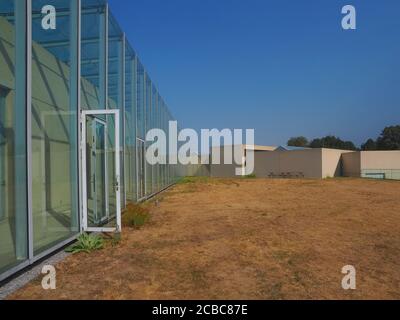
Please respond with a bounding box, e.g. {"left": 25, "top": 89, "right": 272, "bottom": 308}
{"left": 122, "top": 203, "right": 150, "bottom": 229}
{"left": 8, "top": 178, "right": 400, "bottom": 300}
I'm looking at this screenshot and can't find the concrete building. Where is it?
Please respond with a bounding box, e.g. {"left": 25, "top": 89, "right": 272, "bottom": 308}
{"left": 343, "top": 151, "right": 400, "bottom": 180}
{"left": 253, "top": 148, "right": 353, "bottom": 179}
{"left": 210, "top": 145, "right": 400, "bottom": 180}
{"left": 209, "top": 145, "right": 277, "bottom": 177}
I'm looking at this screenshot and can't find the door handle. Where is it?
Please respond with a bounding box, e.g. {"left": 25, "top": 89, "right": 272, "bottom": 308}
{"left": 115, "top": 177, "right": 120, "bottom": 192}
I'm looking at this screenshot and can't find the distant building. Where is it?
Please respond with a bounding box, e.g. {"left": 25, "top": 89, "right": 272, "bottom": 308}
{"left": 209, "top": 145, "right": 277, "bottom": 177}
{"left": 208, "top": 145, "right": 400, "bottom": 180}
{"left": 275, "top": 146, "right": 309, "bottom": 151}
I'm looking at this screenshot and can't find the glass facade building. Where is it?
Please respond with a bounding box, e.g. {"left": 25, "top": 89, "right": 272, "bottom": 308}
{"left": 0, "top": 0, "right": 179, "bottom": 281}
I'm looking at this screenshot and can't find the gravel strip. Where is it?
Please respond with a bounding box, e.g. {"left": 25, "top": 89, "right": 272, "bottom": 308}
{"left": 0, "top": 251, "right": 70, "bottom": 300}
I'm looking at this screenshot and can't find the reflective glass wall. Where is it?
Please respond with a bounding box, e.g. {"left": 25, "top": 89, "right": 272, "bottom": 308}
{"left": 79, "top": 1, "right": 179, "bottom": 206}
{"left": 31, "top": 0, "right": 79, "bottom": 255}
{"left": 81, "top": 0, "right": 106, "bottom": 111}
{"left": 124, "top": 44, "right": 136, "bottom": 202}
{"left": 106, "top": 12, "right": 123, "bottom": 214}
{"left": 0, "top": 0, "right": 28, "bottom": 275}
{"left": 136, "top": 61, "right": 146, "bottom": 200}
{"left": 81, "top": 0, "right": 109, "bottom": 226}
{"left": 1, "top": 0, "right": 180, "bottom": 281}
{"left": 145, "top": 74, "right": 152, "bottom": 196}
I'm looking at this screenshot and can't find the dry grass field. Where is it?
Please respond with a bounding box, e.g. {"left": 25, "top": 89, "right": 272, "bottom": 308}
{"left": 9, "top": 177, "right": 400, "bottom": 300}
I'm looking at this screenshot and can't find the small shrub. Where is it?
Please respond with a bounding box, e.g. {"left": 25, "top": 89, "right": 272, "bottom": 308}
{"left": 122, "top": 204, "right": 150, "bottom": 228}
{"left": 66, "top": 233, "right": 104, "bottom": 254}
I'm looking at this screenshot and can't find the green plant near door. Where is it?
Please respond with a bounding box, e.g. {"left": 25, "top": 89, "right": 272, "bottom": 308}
{"left": 66, "top": 233, "right": 104, "bottom": 254}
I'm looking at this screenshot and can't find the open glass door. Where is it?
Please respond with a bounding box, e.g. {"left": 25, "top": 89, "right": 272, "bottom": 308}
{"left": 81, "top": 110, "right": 121, "bottom": 233}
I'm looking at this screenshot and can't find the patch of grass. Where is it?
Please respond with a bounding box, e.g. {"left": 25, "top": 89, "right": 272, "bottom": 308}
{"left": 122, "top": 203, "right": 150, "bottom": 228}
{"left": 272, "top": 250, "right": 290, "bottom": 261}
{"left": 242, "top": 174, "right": 257, "bottom": 179}
{"left": 269, "top": 282, "right": 284, "bottom": 299}
{"left": 189, "top": 268, "right": 208, "bottom": 288}
{"left": 66, "top": 233, "right": 104, "bottom": 254}
{"left": 178, "top": 176, "right": 210, "bottom": 184}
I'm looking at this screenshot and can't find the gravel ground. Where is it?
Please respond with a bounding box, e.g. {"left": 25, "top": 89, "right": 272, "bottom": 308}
{"left": 0, "top": 251, "right": 70, "bottom": 300}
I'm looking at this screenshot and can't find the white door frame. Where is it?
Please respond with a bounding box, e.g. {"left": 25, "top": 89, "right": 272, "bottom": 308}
{"left": 81, "top": 109, "right": 121, "bottom": 233}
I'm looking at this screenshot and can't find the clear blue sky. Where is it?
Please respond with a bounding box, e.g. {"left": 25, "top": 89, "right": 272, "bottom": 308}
{"left": 109, "top": 0, "right": 400, "bottom": 147}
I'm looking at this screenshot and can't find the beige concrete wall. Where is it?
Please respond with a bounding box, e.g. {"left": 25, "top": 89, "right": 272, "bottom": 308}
{"left": 253, "top": 151, "right": 279, "bottom": 177}
{"left": 178, "top": 164, "right": 210, "bottom": 177}
{"left": 177, "top": 155, "right": 210, "bottom": 177}
{"left": 210, "top": 162, "right": 239, "bottom": 177}
{"left": 249, "top": 145, "right": 277, "bottom": 152}
{"left": 206, "top": 144, "right": 400, "bottom": 180}
{"left": 256, "top": 148, "right": 353, "bottom": 179}
{"left": 360, "top": 151, "right": 400, "bottom": 180}
{"left": 360, "top": 151, "right": 400, "bottom": 170}
{"left": 254, "top": 149, "right": 323, "bottom": 178}
{"left": 279, "top": 149, "right": 323, "bottom": 178}
{"left": 321, "top": 149, "right": 352, "bottom": 178}
{"left": 342, "top": 151, "right": 400, "bottom": 178}
{"left": 342, "top": 152, "right": 361, "bottom": 177}
{"left": 210, "top": 145, "right": 245, "bottom": 177}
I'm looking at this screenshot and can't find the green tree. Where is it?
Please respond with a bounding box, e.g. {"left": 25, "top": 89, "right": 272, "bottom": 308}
{"left": 309, "top": 138, "right": 322, "bottom": 148}
{"left": 361, "top": 138, "right": 377, "bottom": 151}
{"left": 309, "top": 136, "right": 357, "bottom": 151}
{"left": 376, "top": 125, "right": 400, "bottom": 150}
{"left": 287, "top": 136, "right": 309, "bottom": 147}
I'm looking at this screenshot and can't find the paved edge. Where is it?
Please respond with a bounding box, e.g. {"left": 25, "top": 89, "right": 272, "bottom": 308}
{"left": 0, "top": 251, "right": 70, "bottom": 300}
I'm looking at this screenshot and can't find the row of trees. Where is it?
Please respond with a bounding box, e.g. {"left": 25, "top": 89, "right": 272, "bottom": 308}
{"left": 361, "top": 126, "right": 400, "bottom": 150}
{"left": 287, "top": 125, "right": 400, "bottom": 151}
{"left": 287, "top": 136, "right": 357, "bottom": 150}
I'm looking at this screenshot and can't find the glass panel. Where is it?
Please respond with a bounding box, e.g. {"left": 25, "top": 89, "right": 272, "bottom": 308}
{"left": 145, "top": 75, "right": 152, "bottom": 196}
{"left": 107, "top": 13, "right": 122, "bottom": 110}
{"left": 0, "top": 0, "right": 28, "bottom": 273}
{"left": 136, "top": 139, "right": 146, "bottom": 200}
{"left": 160, "top": 101, "right": 165, "bottom": 188}
{"left": 151, "top": 85, "right": 159, "bottom": 193}
{"left": 162, "top": 103, "right": 167, "bottom": 187}
{"left": 81, "top": 0, "right": 106, "bottom": 110}
{"left": 95, "top": 122, "right": 106, "bottom": 220}
{"left": 136, "top": 61, "right": 145, "bottom": 139}
{"left": 31, "top": 0, "right": 79, "bottom": 255}
{"left": 135, "top": 60, "right": 146, "bottom": 198}
{"left": 86, "top": 116, "right": 107, "bottom": 227}
{"left": 107, "top": 12, "right": 124, "bottom": 206}
{"left": 106, "top": 114, "right": 116, "bottom": 218}
{"left": 124, "top": 45, "right": 136, "bottom": 202}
